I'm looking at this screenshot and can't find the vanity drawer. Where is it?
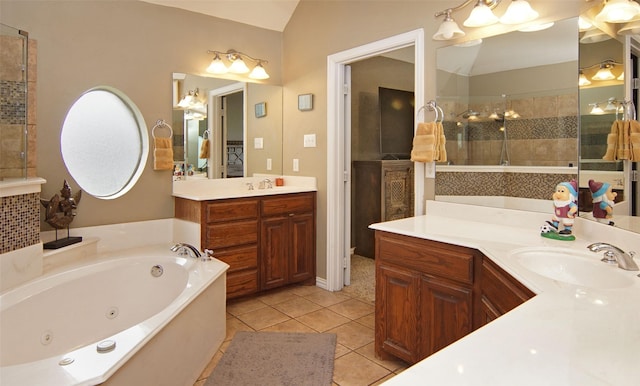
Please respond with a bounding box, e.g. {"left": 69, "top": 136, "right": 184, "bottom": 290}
{"left": 261, "top": 193, "right": 315, "bottom": 217}
{"left": 206, "top": 198, "right": 259, "bottom": 223}
{"left": 227, "top": 270, "right": 259, "bottom": 299}
{"left": 213, "top": 245, "right": 258, "bottom": 273}
{"left": 205, "top": 220, "right": 258, "bottom": 249}
{"left": 376, "top": 231, "right": 475, "bottom": 285}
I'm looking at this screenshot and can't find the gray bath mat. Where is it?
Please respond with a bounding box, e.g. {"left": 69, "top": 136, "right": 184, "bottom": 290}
{"left": 206, "top": 331, "right": 336, "bottom": 386}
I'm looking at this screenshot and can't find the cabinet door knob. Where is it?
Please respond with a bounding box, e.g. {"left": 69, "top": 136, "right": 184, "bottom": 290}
{"left": 289, "top": 213, "right": 294, "bottom": 217}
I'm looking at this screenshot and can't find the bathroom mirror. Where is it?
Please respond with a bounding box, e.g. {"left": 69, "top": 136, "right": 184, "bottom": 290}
{"left": 172, "top": 73, "right": 283, "bottom": 178}
{"left": 435, "top": 17, "right": 579, "bottom": 212}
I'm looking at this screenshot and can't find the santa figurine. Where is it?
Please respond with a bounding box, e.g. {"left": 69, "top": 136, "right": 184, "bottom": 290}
{"left": 542, "top": 179, "right": 578, "bottom": 240}
{"left": 588, "top": 179, "right": 616, "bottom": 225}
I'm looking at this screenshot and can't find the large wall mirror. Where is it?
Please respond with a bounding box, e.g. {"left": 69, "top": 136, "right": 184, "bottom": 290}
{"left": 435, "top": 14, "right": 640, "bottom": 234}
{"left": 435, "top": 18, "right": 579, "bottom": 212}
{"left": 172, "top": 73, "right": 283, "bottom": 178}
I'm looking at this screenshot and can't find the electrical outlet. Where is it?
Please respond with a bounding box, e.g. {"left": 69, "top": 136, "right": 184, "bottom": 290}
{"left": 266, "top": 158, "right": 272, "bottom": 170}
{"left": 425, "top": 161, "right": 435, "bottom": 178}
{"left": 293, "top": 158, "right": 299, "bottom": 172}
{"left": 303, "top": 134, "right": 316, "bottom": 148}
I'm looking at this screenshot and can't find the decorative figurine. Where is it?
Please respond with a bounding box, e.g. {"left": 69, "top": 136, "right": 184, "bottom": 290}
{"left": 541, "top": 179, "right": 578, "bottom": 241}
{"left": 40, "top": 180, "right": 83, "bottom": 249}
{"left": 588, "top": 179, "right": 616, "bottom": 226}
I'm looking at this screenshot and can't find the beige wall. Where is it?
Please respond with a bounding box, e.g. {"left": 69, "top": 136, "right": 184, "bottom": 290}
{"left": 1, "top": 0, "right": 282, "bottom": 230}
{"left": 1, "top": 0, "right": 589, "bottom": 280}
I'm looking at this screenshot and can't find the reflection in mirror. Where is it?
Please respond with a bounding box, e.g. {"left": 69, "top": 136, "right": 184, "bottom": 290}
{"left": 577, "top": 16, "right": 640, "bottom": 234}
{"left": 172, "top": 73, "right": 283, "bottom": 179}
{"left": 435, "top": 18, "right": 579, "bottom": 212}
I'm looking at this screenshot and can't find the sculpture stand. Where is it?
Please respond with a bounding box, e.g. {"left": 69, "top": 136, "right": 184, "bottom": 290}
{"left": 43, "top": 227, "right": 82, "bottom": 249}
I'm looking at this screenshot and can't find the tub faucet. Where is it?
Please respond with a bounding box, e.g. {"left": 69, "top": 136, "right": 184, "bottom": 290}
{"left": 170, "top": 243, "right": 202, "bottom": 259}
{"left": 587, "top": 242, "right": 639, "bottom": 271}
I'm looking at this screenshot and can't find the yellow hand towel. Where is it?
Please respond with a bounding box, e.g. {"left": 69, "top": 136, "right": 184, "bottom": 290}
{"left": 153, "top": 137, "right": 174, "bottom": 171}
{"left": 435, "top": 121, "right": 447, "bottom": 163}
{"left": 199, "top": 138, "right": 210, "bottom": 159}
{"left": 616, "top": 120, "right": 631, "bottom": 160}
{"left": 602, "top": 120, "right": 619, "bottom": 161}
{"left": 630, "top": 120, "right": 640, "bottom": 161}
{"left": 411, "top": 122, "right": 437, "bottom": 162}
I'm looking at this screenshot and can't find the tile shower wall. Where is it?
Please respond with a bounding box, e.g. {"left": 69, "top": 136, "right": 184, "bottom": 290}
{"left": 0, "top": 35, "right": 37, "bottom": 178}
{"left": 1, "top": 192, "right": 40, "bottom": 253}
{"left": 441, "top": 93, "right": 578, "bottom": 167}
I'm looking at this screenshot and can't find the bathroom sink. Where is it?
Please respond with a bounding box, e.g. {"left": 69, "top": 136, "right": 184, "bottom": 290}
{"left": 509, "top": 247, "right": 635, "bottom": 289}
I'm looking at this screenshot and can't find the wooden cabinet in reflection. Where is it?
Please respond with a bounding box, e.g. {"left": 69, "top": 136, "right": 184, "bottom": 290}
{"left": 353, "top": 160, "right": 414, "bottom": 258}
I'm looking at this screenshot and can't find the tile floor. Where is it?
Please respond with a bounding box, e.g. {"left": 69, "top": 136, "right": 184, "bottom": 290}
{"left": 193, "top": 284, "right": 409, "bottom": 386}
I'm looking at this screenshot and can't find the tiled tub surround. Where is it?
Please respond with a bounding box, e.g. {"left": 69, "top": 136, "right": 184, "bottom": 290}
{"left": 373, "top": 200, "right": 640, "bottom": 385}
{"left": 0, "top": 178, "right": 46, "bottom": 291}
{"left": 0, "top": 35, "right": 37, "bottom": 179}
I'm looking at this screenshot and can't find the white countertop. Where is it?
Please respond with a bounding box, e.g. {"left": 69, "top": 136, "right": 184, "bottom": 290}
{"left": 172, "top": 175, "right": 317, "bottom": 201}
{"left": 373, "top": 201, "right": 640, "bottom": 385}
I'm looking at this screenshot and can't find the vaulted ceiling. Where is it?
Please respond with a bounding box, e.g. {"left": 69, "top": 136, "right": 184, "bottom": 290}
{"left": 140, "top": 0, "right": 300, "bottom": 32}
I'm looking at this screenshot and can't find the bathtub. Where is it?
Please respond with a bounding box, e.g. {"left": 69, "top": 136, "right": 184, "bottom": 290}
{"left": 0, "top": 244, "right": 229, "bottom": 386}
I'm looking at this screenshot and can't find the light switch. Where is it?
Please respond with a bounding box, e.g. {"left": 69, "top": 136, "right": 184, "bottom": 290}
{"left": 254, "top": 137, "right": 263, "bottom": 149}
{"left": 293, "top": 158, "right": 299, "bottom": 172}
{"left": 304, "top": 134, "right": 316, "bottom": 148}
{"left": 267, "top": 158, "right": 272, "bottom": 170}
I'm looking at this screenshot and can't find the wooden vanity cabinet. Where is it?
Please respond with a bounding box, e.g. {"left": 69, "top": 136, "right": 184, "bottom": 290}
{"left": 260, "top": 193, "right": 316, "bottom": 290}
{"left": 375, "top": 230, "right": 535, "bottom": 365}
{"left": 375, "top": 231, "right": 477, "bottom": 364}
{"left": 476, "top": 257, "right": 535, "bottom": 328}
{"left": 174, "top": 191, "right": 316, "bottom": 300}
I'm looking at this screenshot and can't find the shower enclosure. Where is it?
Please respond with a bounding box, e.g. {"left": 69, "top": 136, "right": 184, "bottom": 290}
{"left": 1, "top": 23, "right": 30, "bottom": 179}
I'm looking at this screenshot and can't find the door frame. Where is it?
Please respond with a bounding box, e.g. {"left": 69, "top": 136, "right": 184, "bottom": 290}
{"left": 208, "top": 82, "right": 247, "bottom": 178}
{"left": 326, "top": 29, "right": 425, "bottom": 291}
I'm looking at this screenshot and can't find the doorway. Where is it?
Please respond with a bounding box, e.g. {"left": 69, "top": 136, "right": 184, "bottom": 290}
{"left": 208, "top": 83, "right": 247, "bottom": 178}
{"left": 326, "top": 29, "right": 425, "bottom": 292}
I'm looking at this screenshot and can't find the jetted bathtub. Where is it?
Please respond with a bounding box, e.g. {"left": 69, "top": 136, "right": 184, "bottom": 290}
{"left": 0, "top": 244, "right": 228, "bottom": 386}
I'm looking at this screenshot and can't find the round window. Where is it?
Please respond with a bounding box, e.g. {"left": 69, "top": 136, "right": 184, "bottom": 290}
{"left": 60, "top": 86, "right": 148, "bottom": 199}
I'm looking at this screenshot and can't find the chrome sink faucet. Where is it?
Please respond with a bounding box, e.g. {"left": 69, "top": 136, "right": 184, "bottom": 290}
{"left": 170, "top": 243, "right": 202, "bottom": 259}
{"left": 259, "top": 178, "right": 273, "bottom": 189}
{"left": 587, "top": 243, "right": 639, "bottom": 271}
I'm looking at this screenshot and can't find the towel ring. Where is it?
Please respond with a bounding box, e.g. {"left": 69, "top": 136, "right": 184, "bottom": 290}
{"left": 203, "top": 129, "right": 211, "bottom": 140}
{"left": 152, "top": 119, "right": 173, "bottom": 139}
{"left": 416, "top": 101, "right": 443, "bottom": 123}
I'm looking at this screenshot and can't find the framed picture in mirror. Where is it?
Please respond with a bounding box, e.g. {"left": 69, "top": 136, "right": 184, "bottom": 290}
{"left": 255, "top": 102, "right": 266, "bottom": 118}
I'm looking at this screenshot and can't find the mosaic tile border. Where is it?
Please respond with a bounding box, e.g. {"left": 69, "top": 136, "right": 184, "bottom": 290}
{"left": 436, "top": 171, "right": 578, "bottom": 200}
{"left": 1, "top": 192, "right": 40, "bottom": 253}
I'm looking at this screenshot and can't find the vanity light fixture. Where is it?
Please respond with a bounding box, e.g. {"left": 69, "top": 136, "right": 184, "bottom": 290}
{"left": 595, "top": 0, "right": 640, "bottom": 24}
{"left": 433, "top": 0, "right": 540, "bottom": 41}
{"left": 592, "top": 61, "right": 617, "bottom": 81}
{"left": 579, "top": 70, "right": 592, "bottom": 86}
{"left": 589, "top": 103, "right": 605, "bottom": 115}
{"left": 206, "top": 49, "right": 270, "bottom": 80}
{"left": 177, "top": 88, "right": 204, "bottom": 109}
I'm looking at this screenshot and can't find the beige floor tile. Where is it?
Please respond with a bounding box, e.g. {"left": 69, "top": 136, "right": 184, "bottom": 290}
{"left": 334, "top": 343, "right": 351, "bottom": 359}
{"left": 257, "top": 288, "right": 301, "bottom": 305}
{"left": 355, "top": 342, "right": 407, "bottom": 372}
{"left": 236, "top": 306, "right": 291, "bottom": 330}
{"left": 333, "top": 352, "right": 391, "bottom": 386}
{"left": 273, "top": 296, "right": 323, "bottom": 318}
{"left": 260, "top": 318, "right": 317, "bottom": 333}
{"left": 226, "top": 297, "right": 268, "bottom": 316}
{"left": 304, "top": 290, "right": 353, "bottom": 307}
{"left": 296, "top": 308, "right": 351, "bottom": 332}
{"left": 354, "top": 313, "right": 375, "bottom": 329}
{"left": 372, "top": 373, "right": 398, "bottom": 385}
{"left": 328, "top": 298, "right": 375, "bottom": 320}
{"left": 288, "top": 284, "right": 327, "bottom": 297}
{"left": 327, "top": 320, "right": 374, "bottom": 350}
{"left": 224, "top": 317, "right": 255, "bottom": 341}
